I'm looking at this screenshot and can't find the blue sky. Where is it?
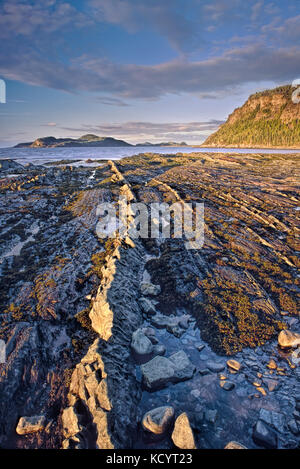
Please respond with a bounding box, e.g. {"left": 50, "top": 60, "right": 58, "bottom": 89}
{"left": 0, "top": 0, "right": 299, "bottom": 146}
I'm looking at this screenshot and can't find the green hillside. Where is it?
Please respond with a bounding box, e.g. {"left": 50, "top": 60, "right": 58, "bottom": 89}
{"left": 204, "top": 85, "right": 300, "bottom": 148}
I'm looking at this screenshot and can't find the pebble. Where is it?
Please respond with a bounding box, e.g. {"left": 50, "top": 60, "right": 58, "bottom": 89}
{"left": 267, "top": 359, "right": 277, "bottom": 370}
{"left": 257, "top": 387, "right": 267, "bottom": 396}
{"left": 227, "top": 359, "right": 241, "bottom": 372}
{"left": 220, "top": 381, "right": 235, "bottom": 391}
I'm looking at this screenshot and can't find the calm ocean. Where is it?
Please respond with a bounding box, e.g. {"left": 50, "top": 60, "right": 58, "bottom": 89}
{"left": 0, "top": 145, "right": 299, "bottom": 166}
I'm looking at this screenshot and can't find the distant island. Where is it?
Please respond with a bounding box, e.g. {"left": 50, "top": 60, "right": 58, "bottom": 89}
{"left": 14, "top": 133, "right": 188, "bottom": 149}
{"left": 14, "top": 134, "right": 132, "bottom": 148}
{"left": 203, "top": 85, "right": 300, "bottom": 148}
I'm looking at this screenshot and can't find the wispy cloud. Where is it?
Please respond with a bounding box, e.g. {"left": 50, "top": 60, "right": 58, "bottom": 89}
{"left": 58, "top": 120, "right": 224, "bottom": 142}
{"left": 261, "top": 14, "right": 300, "bottom": 41}
{"left": 96, "top": 96, "right": 130, "bottom": 107}
{"left": 204, "top": 0, "right": 242, "bottom": 22}
{"left": 251, "top": 1, "right": 264, "bottom": 22}
{"left": 0, "top": 0, "right": 90, "bottom": 38}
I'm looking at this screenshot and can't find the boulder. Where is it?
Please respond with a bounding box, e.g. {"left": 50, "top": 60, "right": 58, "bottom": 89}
{"left": 171, "top": 413, "right": 196, "bottom": 449}
{"left": 253, "top": 420, "right": 278, "bottom": 449}
{"left": 16, "top": 415, "right": 46, "bottom": 435}
{"left": 142, "top": 406, "right": 174, "bottom": 436}
{"left": 169, "top": 350, "right": 196, "bottom": 381}
{"left": 141, "top": 351, "right": 195, "bottom": 390}
{"left": 131, "top": 329, "right": 153, "bottom": 361}
{"left": 141, "top": 356, "right": 175, "bottom": 390}
{"left": 258, "top": 408, "right": 285, "bottom": 433}
{"left": 278, "top": 330, "right": 300, "bottom": 349}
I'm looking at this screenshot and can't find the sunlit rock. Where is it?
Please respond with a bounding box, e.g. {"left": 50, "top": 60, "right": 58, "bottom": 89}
{"left": 16, "top": 415, "right": 46, "bottom": 435}
{"left": 278, "top": 330, "right": 300, "bottom": 349}
{"left": 142, "top": 406, "right": 174, "bottom": 436}
{"left": 171, "top": 413, "right": 196, "bottom": 449}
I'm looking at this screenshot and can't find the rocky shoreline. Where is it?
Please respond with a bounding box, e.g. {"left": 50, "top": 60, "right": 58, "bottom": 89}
{"left": 0, "top": 152, "right": 299, "bottom": 449}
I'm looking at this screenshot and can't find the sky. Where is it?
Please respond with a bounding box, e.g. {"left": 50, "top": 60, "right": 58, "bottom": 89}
{"left": 0, "top": 0, "right": 299, "bottom": 147}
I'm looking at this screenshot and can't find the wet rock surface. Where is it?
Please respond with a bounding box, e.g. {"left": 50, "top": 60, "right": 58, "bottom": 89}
{"left": 0, "top": 152, "right": 299, "bottom": 449}
{"left": 131, "top": 329, "right": 154, "bottom": 362}
{"left": 253, "top": 420, "right": 278, "bottom": 449}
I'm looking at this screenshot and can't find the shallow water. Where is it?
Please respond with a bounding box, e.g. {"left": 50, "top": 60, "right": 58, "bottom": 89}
{"left": 0, "top": 145, "right": 299, "bottom": 166}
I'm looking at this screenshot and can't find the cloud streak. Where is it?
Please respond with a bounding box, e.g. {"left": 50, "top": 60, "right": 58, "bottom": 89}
{"left": 96, "top": 96, "right": 130, "bottom": 107}
{"left": 58, "top": 120, "right": 224, "bottom": 143}
{"left": 1, "top": 44, "right": 299, "bottom": 100}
